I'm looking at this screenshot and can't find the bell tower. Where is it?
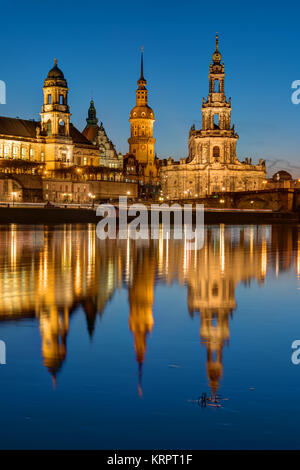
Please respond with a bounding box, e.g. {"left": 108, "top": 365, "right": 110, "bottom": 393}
{"left": 189, "top": 34, "right": 239, "bottom": 166}
{"left": 41, "top": 58, "right": 71, "bottom": 138}
{"left": 128, "top": 47, "right": 157, "bottom": 182}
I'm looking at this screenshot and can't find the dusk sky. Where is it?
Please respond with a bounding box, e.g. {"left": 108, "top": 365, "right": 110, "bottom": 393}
{"left": 1, "top": 1, "right": 300, "bottom": 174}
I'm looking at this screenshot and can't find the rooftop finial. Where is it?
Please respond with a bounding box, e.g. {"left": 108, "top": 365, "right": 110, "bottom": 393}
{"left": 140, "top": 45, "right": 144, "bottom": 80}
{"left": 216, "top": 33, "right": 219, "bottom": 51}
{"left": 54, "top": 57, "right": 57, "bottom": 66}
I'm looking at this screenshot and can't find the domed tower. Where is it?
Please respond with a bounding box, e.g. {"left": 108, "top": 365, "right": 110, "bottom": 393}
{"left": 128, "top": 47, "right": 157, "bottom": 181}
{"left": 40, "top": 59, "right": 73, "bottom": 170}
{"left": 41, "top": 58, "right": 71, "bottom": 138}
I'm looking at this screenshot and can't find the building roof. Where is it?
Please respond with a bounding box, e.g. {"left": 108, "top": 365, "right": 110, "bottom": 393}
{"left": 0, "top": 116, "right": 94, "bottom": 146}
{"left": 69, "top": 124, "right": 95, "bottom": 146}
{"left": 82, "top": 123, "right": 99, "bottom": 142}
{"left": 272, "top": 170, "right": 292, "bottom": 182}
{"left": 0, "top": 116, "right": 39, "bottom": 138}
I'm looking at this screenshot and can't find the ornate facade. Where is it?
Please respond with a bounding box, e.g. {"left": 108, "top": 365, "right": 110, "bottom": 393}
{"left": 0, "top": 59, "right": 99, "bottom": 174}
{"left": 161, "top": 36, "right": 266, "bottom": 199}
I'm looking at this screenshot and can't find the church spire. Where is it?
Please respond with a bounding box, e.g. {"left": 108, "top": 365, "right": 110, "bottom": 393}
{"left": 86, "top": 98, "right": 98, "bottom": 127}
{"left": 140, "top": 45, "right": 144, "bottom": 80}
{"left": 212, "top": 33, "right": 222, "bottom": 64}
{"left": 137, "top": 46, "right": 147, "bottom": 90}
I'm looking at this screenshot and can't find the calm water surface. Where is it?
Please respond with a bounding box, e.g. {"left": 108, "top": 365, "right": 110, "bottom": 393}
{"left": 0, "top": 223, "right": 299, "bottom": 449}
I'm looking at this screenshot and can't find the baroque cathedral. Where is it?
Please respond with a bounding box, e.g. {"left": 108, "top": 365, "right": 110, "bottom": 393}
{"left": 161, "top": 35, "right": 266, "bottom": 199}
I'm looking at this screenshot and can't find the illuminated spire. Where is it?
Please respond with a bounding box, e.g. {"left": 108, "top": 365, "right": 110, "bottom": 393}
{"left": 212, "top": 33, "right": 222, "bottom": 64}
{"left": 54, "top": 57, "right": 57, "bottom": 66}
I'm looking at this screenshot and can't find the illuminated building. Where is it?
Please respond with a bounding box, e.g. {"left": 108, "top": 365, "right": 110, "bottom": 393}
{"left": 127, "top": 47, "right": 160, "bottom": 186}
{"left": 0, "top": 61, "right": 136, "bottom": 202}
{"left": 0, "top": 59, "right": 98, "bottom": 173}
{"left": 161, "top": 35, "right": 266, "bottom": 199}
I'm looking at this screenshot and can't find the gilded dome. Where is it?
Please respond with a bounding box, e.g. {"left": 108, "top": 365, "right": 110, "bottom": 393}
{"left": 130, "top": 105, "right": 155, "bottom": 120}
{"left": 44, "top": 59, "right": 67, "bottom": 88}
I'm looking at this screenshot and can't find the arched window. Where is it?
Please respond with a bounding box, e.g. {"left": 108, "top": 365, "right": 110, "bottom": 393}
{"left": 47, "top": 94, "right": 51, "bottom": 104}
{"left": 213, "top": 114, "right": 219, "bottom": 128}
{"left": 214, "top": 79, "right": 220, "bottom": 92}
{"left": 213, "top": 146, "right": 220, "bottom": 161}
{"left": 46, "top": 120, "right": 52, "bottom": 136}
{"left": 59, "top": 95, "right": 64, "bottom": 105}
{"left": 59, "top": 120, "right": 65, "bottom": 135}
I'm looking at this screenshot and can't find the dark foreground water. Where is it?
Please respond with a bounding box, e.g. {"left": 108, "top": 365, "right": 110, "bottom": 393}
{"left": 0, "top": 223, "right": 299, "bottom": 449}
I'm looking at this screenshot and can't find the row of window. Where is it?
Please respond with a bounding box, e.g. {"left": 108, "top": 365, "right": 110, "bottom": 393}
{"left": 45, "top": 183, "right": 88, "bottom": 192}
{"left": 47, "top": 94, "right": 66, "bottom": 105}
{"left": 0, "top": 146, "right": 44, "bottom": 161}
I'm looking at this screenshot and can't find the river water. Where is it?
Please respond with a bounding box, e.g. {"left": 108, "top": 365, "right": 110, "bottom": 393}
{"left": 0, "top": 223, "right": 299, "bottom": 449}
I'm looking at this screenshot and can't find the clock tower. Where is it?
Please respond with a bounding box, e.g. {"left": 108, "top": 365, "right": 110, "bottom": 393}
{"left": 128, "top": 48, "right": 157, "bottom": 182}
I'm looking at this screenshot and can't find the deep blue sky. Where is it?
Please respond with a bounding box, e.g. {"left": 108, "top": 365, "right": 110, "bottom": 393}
{"left": 1, "top": 1, "right": 300, "bottom": 175}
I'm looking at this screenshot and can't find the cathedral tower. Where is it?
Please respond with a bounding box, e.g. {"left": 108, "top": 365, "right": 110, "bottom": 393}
{"left": 128, "top": 48, "right": 157, "bottom": 181}
{"left": 160, "top": 34, "right": 266, "bottom": 198}
{"left": 197, "top": 34, "right": 238, "bottom": 166}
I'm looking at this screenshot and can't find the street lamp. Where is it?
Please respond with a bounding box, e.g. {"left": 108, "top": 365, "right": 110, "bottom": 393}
{"left": 88, "top": 193, "right": 96, "bottom": 208}
{"left": 11, "top": 191, "right": 17, "bottom": 207}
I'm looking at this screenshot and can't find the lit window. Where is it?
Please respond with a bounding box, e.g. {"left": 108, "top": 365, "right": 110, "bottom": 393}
{"left": 4, "top": 145, "right": 9, "bottom": 157}
{"left": 30, "top": 149, "right": 35, "bottom": 159}
{"left": 21, "top": 148, "right": 26, "bottom": 159}
{"left": 46, "top": 121, "right": 52, "bottom": 136}
{"left": 41, "top": 152, "right": 44, "bottom": 162}
{"left": 13, "top": 146, "right": 18, "bottom": 157}
{"left": 83, "top": 157, "right": 87, "bottom": 165}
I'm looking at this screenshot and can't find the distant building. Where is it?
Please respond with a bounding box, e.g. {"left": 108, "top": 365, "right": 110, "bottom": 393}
{"left": 161, "top": 35, "right": 266, "bottom": 199}
{"left": 82, "top": 99, "right": 123, "bottom": 169}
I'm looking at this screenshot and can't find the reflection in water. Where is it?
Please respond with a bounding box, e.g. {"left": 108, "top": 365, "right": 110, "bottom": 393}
{"left": 0, "top": 223, "right": 299, "bottom": 396}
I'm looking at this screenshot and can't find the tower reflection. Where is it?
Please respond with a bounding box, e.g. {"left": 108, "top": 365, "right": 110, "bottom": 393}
{"left": 0, "top": 223, "right": 298, "bottom": 394}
